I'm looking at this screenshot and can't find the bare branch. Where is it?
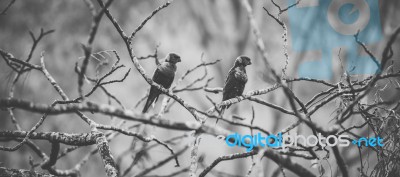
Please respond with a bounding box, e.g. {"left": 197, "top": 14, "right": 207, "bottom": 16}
{"left": 199, "top": 151, "right": 257, "bottom": 177}
{"left": 129, "top": 1, "right": 171, "bottom": 40}
{"left": 0, "top": 0, "right": 16, "bottom": 15}
{"left": 0, "top": 167, "right": 54, "bottom": 177}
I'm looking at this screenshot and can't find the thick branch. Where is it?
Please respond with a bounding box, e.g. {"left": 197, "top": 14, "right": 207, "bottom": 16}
{"left": 0, "top": 167, "right": 54, "bottom": 177}
{"left": 0, "top": 130, "right": 101, "bottom": 146}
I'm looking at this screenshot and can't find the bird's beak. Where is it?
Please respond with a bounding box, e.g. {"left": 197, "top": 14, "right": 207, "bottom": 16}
{"left": 248, "top": 61, "right": 252, "bottom": 65}
{"left": 177, "top": 57, "right": 181, "bottom": 62}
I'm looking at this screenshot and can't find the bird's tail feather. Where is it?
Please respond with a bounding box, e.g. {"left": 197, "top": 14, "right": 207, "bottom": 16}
{"left": 142, "top": 95, "right": 156, "bottom": 113}
{"left": 142, "top": 101, "right": 151, "bottom": 113}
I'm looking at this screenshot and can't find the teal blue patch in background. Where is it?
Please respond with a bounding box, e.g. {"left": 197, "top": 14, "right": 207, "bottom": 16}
{"left": 287, "top": 0, "right": 382, "bottom": 79}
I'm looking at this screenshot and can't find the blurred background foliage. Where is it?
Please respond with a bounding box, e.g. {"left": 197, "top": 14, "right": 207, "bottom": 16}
{"left": 0, "top": 0, "right": 399, "bottom": 176}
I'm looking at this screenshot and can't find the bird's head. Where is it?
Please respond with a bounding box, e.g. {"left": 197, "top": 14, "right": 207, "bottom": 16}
{"left": 165, "top": 53, "right": 181, "bottom": 64}
{"left": 234, "top": 56, "right": 252, "bottom": 67}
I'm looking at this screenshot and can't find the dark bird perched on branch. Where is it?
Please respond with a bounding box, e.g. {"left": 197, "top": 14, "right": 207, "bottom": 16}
{"left": 220, "top": 56, "right": 251, "bottom": 116}
{"left": 142, "top": 53, "right": 181, "bottom": 113}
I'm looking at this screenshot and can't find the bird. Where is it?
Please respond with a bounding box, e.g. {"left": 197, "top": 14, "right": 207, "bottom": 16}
{"left": 142, "top": 53, "right": 181, "bottom": 113}
{"left": 220, "top": 56, "right": 252, "bottom": 116}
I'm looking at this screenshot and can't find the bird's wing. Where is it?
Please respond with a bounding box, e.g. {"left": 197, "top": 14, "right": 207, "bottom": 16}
{"left": 153, "top": 66, "right": 175, "bottom": 89}
{"left": 142, "top": 68, "right": 175, "bottom": 113}
{"left": 222, "top": 69, "right": 246, "bottom": 102}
